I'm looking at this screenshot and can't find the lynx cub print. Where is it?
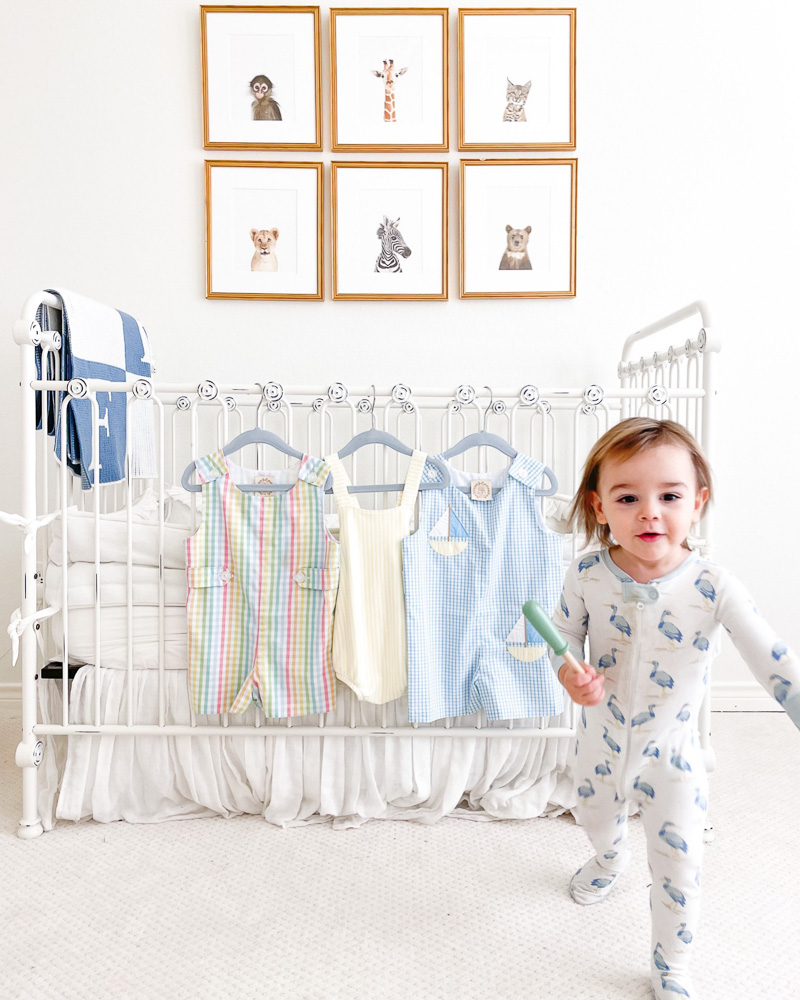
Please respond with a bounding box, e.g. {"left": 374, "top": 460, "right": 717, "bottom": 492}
{"left": 499, "top": 225, "right": 532, "bottom": 271}
{"left": 502, "top": 78, "right": 531, "bottom": 122}
{"left": 250, "top": 228, "right": 279, "bottom": 272}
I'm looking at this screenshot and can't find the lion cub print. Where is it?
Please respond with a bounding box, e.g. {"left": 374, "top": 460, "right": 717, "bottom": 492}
{"left": 250, "top": 228, "right": 279, "bottom": 272}
{"left": 498, "top": 225, "right": 532, "bottom": 270}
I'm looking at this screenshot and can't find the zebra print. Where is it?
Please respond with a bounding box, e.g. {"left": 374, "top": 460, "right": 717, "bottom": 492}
{"left": 375, "top": 216, "right": 411, "bottom": 273}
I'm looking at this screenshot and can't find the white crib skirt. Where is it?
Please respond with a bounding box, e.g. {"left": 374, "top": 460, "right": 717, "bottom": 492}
{"left": 37, "top": 669, "right": 577, "bottom": 831}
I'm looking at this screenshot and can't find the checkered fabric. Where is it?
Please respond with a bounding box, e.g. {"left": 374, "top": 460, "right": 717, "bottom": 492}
{"left": 402, "top": 454, "right": 565, "bottom": 723}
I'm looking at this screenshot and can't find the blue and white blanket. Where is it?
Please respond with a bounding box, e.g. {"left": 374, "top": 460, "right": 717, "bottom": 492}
{"left": 36, "top": 288, "right": 156, "bottom": 488}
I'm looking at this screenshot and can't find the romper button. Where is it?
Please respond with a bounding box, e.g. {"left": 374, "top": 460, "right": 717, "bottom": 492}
{"left": 294, "top": 571, "right": 306, "bottom": 584}
{"left": 637, "top": 602, "right": 644, "bottom": 610}
{"left": 649, "top": 587, "right": 659, "bottom": 599}
{"left": 220, "top": 570, "right": 233, "bottom": 582}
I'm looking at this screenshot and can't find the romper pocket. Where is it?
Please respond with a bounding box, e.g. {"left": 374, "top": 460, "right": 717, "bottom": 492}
{"left": 186, "top": 565, "right": 233, "bottom": 588}
{"left": 427, "top": 505, "right": 469, "bottom": 556}
{"left": 292, "top": 567, "right": 338, "bottom": 591}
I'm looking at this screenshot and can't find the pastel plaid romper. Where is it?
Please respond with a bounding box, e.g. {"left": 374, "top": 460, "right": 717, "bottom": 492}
{"left": 185, "top": 451, "right": 339, "bottom": 717}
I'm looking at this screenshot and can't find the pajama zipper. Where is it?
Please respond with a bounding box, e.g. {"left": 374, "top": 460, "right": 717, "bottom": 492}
{"left": 618, "top": 603, "right": 641, "bottom": 799}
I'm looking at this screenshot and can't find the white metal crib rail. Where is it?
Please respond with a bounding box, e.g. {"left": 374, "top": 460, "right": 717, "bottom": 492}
{"left": 7, "top": 293, "right": 719, "bottom": 838}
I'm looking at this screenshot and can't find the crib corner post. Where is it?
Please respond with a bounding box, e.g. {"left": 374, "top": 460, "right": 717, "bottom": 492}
{"left": 16, "top": 751, "right": 44, "bottom": 839}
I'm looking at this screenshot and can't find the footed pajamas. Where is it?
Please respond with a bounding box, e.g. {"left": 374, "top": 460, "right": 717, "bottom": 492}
{"left": 553, "top": 548, "right": 800, "bottom": 999}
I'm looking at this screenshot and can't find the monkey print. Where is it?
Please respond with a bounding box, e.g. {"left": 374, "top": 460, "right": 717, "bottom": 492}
{"left": 249, "top": 75, "right": 282, "bottom": 121}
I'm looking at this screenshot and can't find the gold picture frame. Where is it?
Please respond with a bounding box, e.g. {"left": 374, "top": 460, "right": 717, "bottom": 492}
{"left": 205, "top": 160, "right": 324, "bottom": 300}
{"left": 331, "top": 161, "right": 448, "bottom": 300}
{"left": 460, "top": 158, "right": 577, "bottom": 298}
{"left": 201, "top": 5, "right": 322, "bottom": 150}
{"left": 330, "top": 8, "right": 449, "bottom": 152}
{"left": 458, "top": 8, "right": 576, "bottom": 152}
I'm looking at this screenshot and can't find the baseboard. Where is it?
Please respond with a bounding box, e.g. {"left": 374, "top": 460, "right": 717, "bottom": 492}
{"left": 0, "top": 683, "right": 21, "bottom": 706}
{"left": 710, "top": 681, "right": 779, "bottom": 712}
{"left": 0, "top": 681, "right": 778, "bottom": 714}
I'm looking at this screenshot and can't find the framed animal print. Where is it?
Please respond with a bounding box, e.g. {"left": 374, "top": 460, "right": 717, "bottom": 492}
{"left": 460, "top": 159, "right": 577, "bottom": 298}
{"left": 200, "top": 5, "right": 322, "bottom": 150}
{"left": 458, "top": 8, "right": 576, "bottom": 152}
{"left": 331, "top": 162, "right": 448, "bottom": 300}
{"left": 329, "top": 8, "right": 448, "bottom": 152}
{"left": 205, "top": 160, "right": 323, "bottom": 300}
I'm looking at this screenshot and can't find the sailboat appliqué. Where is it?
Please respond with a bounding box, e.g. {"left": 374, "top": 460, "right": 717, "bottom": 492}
{"left": 506, "top": 614, "right": 548, "bottom": 664}
{"left": 428, "top": 504, "right": 469, "bottom": 555}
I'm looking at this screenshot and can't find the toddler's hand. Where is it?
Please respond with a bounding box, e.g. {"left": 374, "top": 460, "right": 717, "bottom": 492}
{"left": 558, "top": 660, "right": 605, "bottom": 706}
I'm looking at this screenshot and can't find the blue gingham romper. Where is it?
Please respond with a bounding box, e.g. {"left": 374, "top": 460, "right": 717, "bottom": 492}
{"left": 402, "top": 454, "right": 564, "bottom": 722}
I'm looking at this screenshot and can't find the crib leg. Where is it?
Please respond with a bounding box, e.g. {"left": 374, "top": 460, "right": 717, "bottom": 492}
{"left": 16, "top": 739, "right": 44, "bottom": 839}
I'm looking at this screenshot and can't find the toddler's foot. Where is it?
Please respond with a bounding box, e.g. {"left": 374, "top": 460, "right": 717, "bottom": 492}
{"left": 569, "top": 854, "right": 629, "bottom": 905}
{"left": 653, "top": 972, "right": 695, "bottom": 998}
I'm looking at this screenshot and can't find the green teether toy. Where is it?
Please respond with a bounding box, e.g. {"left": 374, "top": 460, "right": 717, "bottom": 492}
{"left": 522, "top": 600, "right": 585, "bottom": 674}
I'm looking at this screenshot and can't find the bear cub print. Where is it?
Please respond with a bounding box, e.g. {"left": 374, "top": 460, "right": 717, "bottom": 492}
{"left": 499, "top": 225, "right": 532, "bottom": 270}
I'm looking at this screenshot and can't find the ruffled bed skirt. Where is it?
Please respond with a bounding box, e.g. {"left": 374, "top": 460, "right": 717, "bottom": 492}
{"left": 37, "top": 668, "right": 578, "bottom": 830}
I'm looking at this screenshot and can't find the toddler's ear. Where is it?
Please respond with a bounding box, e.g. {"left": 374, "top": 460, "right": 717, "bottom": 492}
{"left": 590, "top": 491, "right": 608, "bottom": 525}
{"left": 692, "top": 486, "right": 710, "bottom": 522}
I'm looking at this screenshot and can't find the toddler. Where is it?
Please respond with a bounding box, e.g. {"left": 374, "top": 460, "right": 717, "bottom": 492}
{"left": 551, "top": 418, "right": 800, "bottom": 1000}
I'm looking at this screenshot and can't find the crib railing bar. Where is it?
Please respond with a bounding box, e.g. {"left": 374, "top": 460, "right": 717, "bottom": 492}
{"left": 32, "top": 723, "right": 578, "bottom": 739}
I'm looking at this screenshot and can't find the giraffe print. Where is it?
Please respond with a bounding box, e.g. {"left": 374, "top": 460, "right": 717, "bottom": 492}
{"left": 370, "top": 59, "right": 408, "bottom": 123}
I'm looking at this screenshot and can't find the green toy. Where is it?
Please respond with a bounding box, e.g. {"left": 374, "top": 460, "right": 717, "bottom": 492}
{"left": 522, "top": 600, "right": 585, "bottom": 674}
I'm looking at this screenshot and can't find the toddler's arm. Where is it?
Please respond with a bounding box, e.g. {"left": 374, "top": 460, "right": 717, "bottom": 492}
{"left": 551, "top": 559, "right": 605, "bottom": 705}
{"left": 717, "top": 571, "right": 800, "bottom": 731}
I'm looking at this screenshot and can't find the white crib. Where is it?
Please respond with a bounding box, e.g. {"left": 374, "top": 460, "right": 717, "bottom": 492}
{"left": 6, "top": 292, "right": 720, "bottom": 838}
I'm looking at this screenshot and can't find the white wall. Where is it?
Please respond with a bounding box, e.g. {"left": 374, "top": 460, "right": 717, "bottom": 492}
{"left": 1, "top": 0, "right": 798, "bottom": 698}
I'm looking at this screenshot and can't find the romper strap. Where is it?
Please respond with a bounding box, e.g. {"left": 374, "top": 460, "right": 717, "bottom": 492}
{"left": 297, "top": 454, "right": 331, "bottom": 489}
{"left": 399, "top": 450, "right": 428, "bottom": 511}
{"left": 194, "top": 449, "right": 228, "bottom": 484}
{"left": 325, "top": 454, "right": 356, "bottom": 507}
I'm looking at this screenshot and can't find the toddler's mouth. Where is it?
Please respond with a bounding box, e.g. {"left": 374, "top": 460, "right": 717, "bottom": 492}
{"left": 637, "top": 532, "right": 663, "bottom": 542}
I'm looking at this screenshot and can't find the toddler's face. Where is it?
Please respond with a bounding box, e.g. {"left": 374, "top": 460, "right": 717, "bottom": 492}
{"left": 590, "top": 444, "right": 708, "bottom": 580}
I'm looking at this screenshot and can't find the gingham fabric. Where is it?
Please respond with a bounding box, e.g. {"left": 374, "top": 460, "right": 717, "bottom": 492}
{"left": 185, "top": 451, "right": 339, "bottom": 717}
{"left": 402, "top": 454, "right": 564, "bottom": 722}
{"left": 326, "top": 450, "right": 427, "bottom": 705}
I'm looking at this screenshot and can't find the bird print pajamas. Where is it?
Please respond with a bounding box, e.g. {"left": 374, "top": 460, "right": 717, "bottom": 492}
{"left": 553, "top": 548, "right": 800, "bottom": 999}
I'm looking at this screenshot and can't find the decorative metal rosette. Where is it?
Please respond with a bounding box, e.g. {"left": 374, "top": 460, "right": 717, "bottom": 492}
{"left": 327, "top": 382, "right": 348, "bottom": 403}
{"left": 455, "top": 384, "right": 476, "bottom": 405}
{"left": 263, "top": 382, "right": 284, "bottom": 403}
{"left": 448, "top": 400, "right": 461, "bottom": 414}
{"left": 176, "top": 395, "right": 192, "bottom": 411}
{"left": 197, "top": 380, "right": 218, "bottom": 400}
{"left": 223, "top": 396, "right": 238, "bottom": 412}
{"left": 684, "top": 338, "right": 693, "bottom": 357}
{"left": 648, "top": 385, "right": 669, "bottom": 406}
{"left": 28, "top": 320, "right": 42, "bottom": 347}
{"left": 490, "top": 399, "right": 507, "bottom": 416}
{"left": 540, "top": 400, "right": 552, "bottom": 415}
{"left": 391, "top": 384, "right": 411, "bottom": 404}
{"left": 583, "top": 384, "right": 604, "bottom": 406}
{"left": 617, "top": 362, "right": 625, "bottom": 380}
{"left": 519, "top": 385, "right": 540, "bottom": 406}
{"left": 312, "top": 397, "right": 325, "bottom": 413}
{"left": 581, "top": 404, "right": 596, "bottom": 415}
{"left": 639, "top": 356, "right": 647, "bottom": 373}
{"left": 667, "top": 345, "right": 675, "bottom": 363}
{"left": 132, "top": 378, "right": 153, "bottom": 400}
{"left": 67, "top": 378, "right": 88, "bottom": 399}
{"left": 653, "top": 351, "right": 660, "bottom": 368}
{"left": 356, "top": 397, "right": 373, "bottom": 415}
{"left": 698, "top": 328, "right": 707, "bottom": 352}
{"left": 402, "top": 401, "right": 416, "bottom": 414}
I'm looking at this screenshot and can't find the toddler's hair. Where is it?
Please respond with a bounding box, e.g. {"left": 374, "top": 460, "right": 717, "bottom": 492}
{"left": 570, "top": 418, "right": 713, "bottom": 547}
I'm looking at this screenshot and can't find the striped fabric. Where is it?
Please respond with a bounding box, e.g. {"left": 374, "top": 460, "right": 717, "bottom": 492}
{"left": 402, "top": 454, "right": 565, "bottom": 723}
{"left": 185, "top": 451, "right": 339, "bottom": 717}
{"left": 326, "top": 450, "right": 427, "bottom": 704}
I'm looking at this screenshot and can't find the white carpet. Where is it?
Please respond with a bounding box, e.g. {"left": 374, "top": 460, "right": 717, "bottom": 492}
{"left": 0, "top": 706, "right": 797, "bottom": 1000}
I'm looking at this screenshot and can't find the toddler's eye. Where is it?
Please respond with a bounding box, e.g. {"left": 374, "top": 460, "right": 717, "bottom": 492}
{"left": 616, "top": 495, "right": 637, "bottom": 504}
{"left": 662, "top": 493, "right": 681, "bottom": 502}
